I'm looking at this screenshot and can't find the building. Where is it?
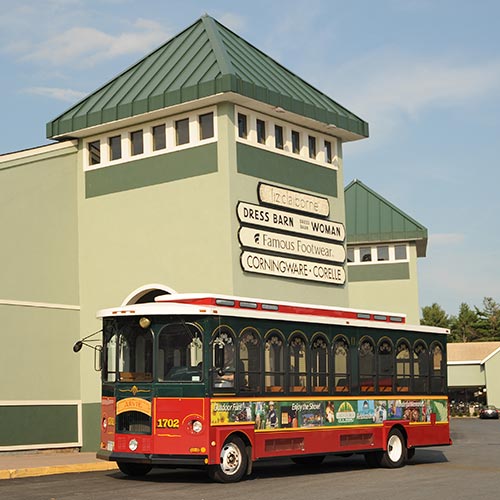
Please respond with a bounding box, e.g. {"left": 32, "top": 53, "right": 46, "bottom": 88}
{"left": 1, "top": 15, "right": 371, "bottom": 452}
{"left": 345, "top": 179, "right": 428, "bottom": 324}
{"left": 447, "top": 342, "right": 500, "bottom": 409}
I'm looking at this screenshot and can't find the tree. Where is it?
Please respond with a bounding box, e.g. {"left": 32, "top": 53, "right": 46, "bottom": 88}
{"left": 449, "top": 303, "right": 479, "bottom": 342}
{"left": 420, "top": 303, "right": 450, "bottom": 328}
{"left": 476, "top": 297, "right": 500, "bottom": 341}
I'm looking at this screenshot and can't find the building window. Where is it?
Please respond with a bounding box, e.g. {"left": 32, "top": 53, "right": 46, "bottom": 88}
{"left": 256, "top": 119, "right": 266, "bottom": 144}
{"left": 175, "top": 118, "right": 190, "bottom": 145}
{"left": 88, "top": 140, "right": 101, "bottom": 165}
{"left": 199, "top": 112, "right": 214, "bottom": 140}
{"left": 275, "top": 125, "right": 284, "bottom": 149}
{"left": 324, "top": 140, "right": 332, "bottom": 163}
{"left": 377, "top": 246, "right": 389, "bottom": 261}
{"left": 308, "top": 136, "right": 316, "bottom": 159}
{"left": 291, "top": 130, "right": 300, "bottom": 154}
{"left": 238, "top": 113, "right": 248, "bottom": 139}
{"left": 347, "top": 248, "right": 354, "bottom": 263}
{"left": 360, "top": 247, "right": 372, "bottom": 262}
{"left": 152, "top": 124, "right": 166, "bottom": 151}
{"left": 130, "top": 130, "right": 143, "bottom": 156}
{"left": 109, "top": 135, "right": 122, "bottom": 161}
{"left": 395, "top": 245, "right": 407, "bottom": 260}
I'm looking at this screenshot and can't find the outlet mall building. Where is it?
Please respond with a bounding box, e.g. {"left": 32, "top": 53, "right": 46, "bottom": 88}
{"left": 1, "top": 15, "right": 432, "bottom": 452}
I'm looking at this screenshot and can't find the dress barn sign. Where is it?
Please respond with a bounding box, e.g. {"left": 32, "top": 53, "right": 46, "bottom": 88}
{"left": 237, "top": 183, "right": 346, "bottom": 285}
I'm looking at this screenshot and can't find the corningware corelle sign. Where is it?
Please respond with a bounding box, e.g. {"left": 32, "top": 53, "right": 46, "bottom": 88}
{"left": 258, "top": 183, "right": 330, "bottom": 217}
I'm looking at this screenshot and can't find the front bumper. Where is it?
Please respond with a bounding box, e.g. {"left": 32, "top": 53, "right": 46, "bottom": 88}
{"left": 97, "top": 450, "right": 207, "bottom": 467}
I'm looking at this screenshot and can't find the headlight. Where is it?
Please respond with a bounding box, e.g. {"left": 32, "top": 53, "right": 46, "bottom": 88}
{"left": 192, "top": 420, "right": 203, "bottom": 433}
{"left": 128, "top": 439, "right": 138, "bottom": 451}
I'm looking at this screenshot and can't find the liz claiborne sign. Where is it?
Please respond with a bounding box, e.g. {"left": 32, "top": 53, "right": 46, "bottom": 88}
{"left": 237, "top": 184, "right": 346, "bottom": 285}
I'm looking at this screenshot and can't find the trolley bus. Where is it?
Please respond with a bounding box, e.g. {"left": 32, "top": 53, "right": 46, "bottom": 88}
{"left": 94, "top": 292, "right": 451, "bottom": 482}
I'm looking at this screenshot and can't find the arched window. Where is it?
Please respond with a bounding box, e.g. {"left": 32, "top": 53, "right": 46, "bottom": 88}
{"left": 211, "top": 326, "right": 236, "bottom": 389}
{"left": 157, "top": 322, "right": 203, "bottom": 382}
{"left": 413, "top": 341, "right": 429, "bottom": 393}
{"left": 430, "top": 342, "right": 445, "bottom": 394}
{"left": 288, "top": 332, "right": 307, "bottom": 393}
{"left": 377, "top": 338, "right": 394, "bottom": 392}
{"left": 265, "top": 330, "right": 285, "bottom": 392}
{"left": 239, "top": 327, "right": 261, "bottom": 392}
{"left": 333, "top": 336, "right": 349, "bottom": 392}
{"left": 396, "top": 340, "right": 411, "bottom": 393}
{"left": 311, "top": 334, "right": 329, "bottom": 393}
{"left": 359, "top": 337, "right": 375, "bottom": 393}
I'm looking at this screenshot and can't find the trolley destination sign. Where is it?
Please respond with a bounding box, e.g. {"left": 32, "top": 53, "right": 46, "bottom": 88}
{"left": 241, "top": 251, "right": 346, "bottom": 285}
{"left": 238, "top": 226, "right": 345, "bottom": 264}
{"left": 237, "top": 202, "right": 345, "bottom": 243}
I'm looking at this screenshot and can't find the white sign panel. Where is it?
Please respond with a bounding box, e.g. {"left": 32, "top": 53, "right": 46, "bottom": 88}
{"left": 236, "top": 202, "right": 345, "bottom": 243}
{"left": 239, "top": 227, "right": 345, "bottom": 263}
{"left": 241, "top": 251, "right": 346, "bottom": 285}
{"left": 258, "top": 183, "right": 330, "bottom": 217}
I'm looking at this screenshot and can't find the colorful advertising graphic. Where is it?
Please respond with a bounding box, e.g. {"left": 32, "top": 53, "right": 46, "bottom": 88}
{"left": 210, "top": 398, "right": 448, "bottom": 429}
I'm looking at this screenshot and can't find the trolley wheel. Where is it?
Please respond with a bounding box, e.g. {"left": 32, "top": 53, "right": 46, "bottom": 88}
{"left": 117, "top": 461, "right": 152, "bottom": 476}
{"left": 291, "top": 455, "right": 325, "bottom": 466}
{"left": 380, "top": 428, "right": 407, "bottom": 468}
{"left": 208, "top": 436, "right": 248, "bottom": 483}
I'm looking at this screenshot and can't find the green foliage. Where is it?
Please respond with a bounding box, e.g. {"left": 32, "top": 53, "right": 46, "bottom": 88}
{"left": 421, "top": 297, "right": 500, "bottom": 342}
{"left": 420, "top": 303, "right": 450, "bottom": 328}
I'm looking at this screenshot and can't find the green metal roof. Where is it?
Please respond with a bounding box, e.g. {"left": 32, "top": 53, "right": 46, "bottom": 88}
{"left": 46, "top": 15, "right": 368, "bottom": 140}
{"left": 345, "top": 179, "right": 428, "bottom": 257}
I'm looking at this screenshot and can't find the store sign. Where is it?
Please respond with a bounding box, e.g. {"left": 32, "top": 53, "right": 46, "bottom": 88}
{"left": 237, "top": 202, "right": 345, "bottom": 243}
{"left": 241, "top": 251, "right": 346, "bottom": 285}
{"left": 258, "top": 183, "right": 330, "bottom": 217}
{"left": 238, "top": 227, "right": 345, "bottom": 263}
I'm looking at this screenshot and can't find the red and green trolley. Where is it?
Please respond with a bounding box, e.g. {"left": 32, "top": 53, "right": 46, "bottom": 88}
{"left": 95, "top": 293, "right": 451, "bottom": 482}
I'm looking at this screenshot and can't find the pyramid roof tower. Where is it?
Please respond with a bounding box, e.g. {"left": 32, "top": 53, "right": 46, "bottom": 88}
{"left": 345, "top": 179, "right": 428, "bottom": 257}
{"left": 46, "top": 15, "right": 368, "bottom": 141}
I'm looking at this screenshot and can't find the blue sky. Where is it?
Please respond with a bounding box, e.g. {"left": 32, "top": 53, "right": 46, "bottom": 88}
{"left": 1, "top": 0, "right": 499, "bottom": 317}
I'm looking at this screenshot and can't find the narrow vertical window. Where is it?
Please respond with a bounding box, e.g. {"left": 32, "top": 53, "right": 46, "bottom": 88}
{"left": 175, "top": 118, "right": 190, "bottom": 145}
{"left": 395, "top": 245, "right": 407, "bottom": 260}
{"left": 360, "top": 247, "right": 372, "bottom": 262}
{"left": 152, "top": 124, "right": 166, "bottom": 151}
{"left": 109, "top": 135, "right": 122, "bottom": 161}
{"left": 256, "top": 119, "right": 266, "bottom": 144}
{"left": 324, "top": 140, "right": 332, "bottom": 163}
{"left": 291, "top": 130, "right": 300, "bottom": 154}
{"left": 308, "top": 135, "right": 317, "bottom": 159}
{"left": 238, "top": 113, "right": 248, "bottom": 139}
{"left": 347, "top": 248, "right": 355, "bottom": 263}
{"left": 275, "top": 125, "right": 284, "bottom": 149}
{"left": 199, "top": 112, "right": 214, "bottom": 140}
{"left": 130, "top": 130, "right": 143, "bottom": 156}
{"left": 88, "top": 140, "right": 101, "bottom": 165}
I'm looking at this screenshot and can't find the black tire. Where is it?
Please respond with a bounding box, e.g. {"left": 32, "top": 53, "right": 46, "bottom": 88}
{"left": 208, "top": 436, "right": 248, "bottom": 483}
{"left": 407, "top": 447, "right": 416, "bottom": 460}
{"left": 291, "top": 455, "right": 325, "bottom": 466}
{"left": 117, "top": 461, "right": 152, "bottom": 476}
{"left": 380, "top": 428, "right": 407, "bottom": 468}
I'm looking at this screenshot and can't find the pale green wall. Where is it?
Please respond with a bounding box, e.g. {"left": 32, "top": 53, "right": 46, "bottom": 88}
{"left": 447, "top": 364, "right": 484, "bottom": 388}
{"left": 484, "top": 353, "right": 500, "bottom": 407}
{"left": 220, "top": 103, "right": 349, "bottom": 307}
{"left": 0, "top": 144, "right": 79, "bottom": 305}
{"left": 347, "top": 243, "right": 421, "bottom": 323}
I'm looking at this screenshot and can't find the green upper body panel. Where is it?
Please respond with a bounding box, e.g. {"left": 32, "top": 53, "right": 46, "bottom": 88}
{"left": 46, "top": 15, "right": 368, "bottom": 140}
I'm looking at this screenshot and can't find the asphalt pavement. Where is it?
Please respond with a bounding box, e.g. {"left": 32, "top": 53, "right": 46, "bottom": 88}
{"left": 0, "top": 449, "right": 117, "bottom": 480}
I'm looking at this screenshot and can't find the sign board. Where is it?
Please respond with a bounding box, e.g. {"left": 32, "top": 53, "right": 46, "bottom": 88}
{"left": 241, "top": 251, "right": 346, "bottom": 285}
{"left": 237, "top": 202, "right": 345, "bottom": 243}
{"left": 258, "top": 183, "right": 330, "bottom": 217}
{"left": 238, "top": 227, "right": 345, "bottom": 264}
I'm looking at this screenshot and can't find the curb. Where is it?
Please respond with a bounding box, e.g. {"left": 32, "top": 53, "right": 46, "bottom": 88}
{"left": 0, "top": 462, "right": 118, "bottom": 480}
